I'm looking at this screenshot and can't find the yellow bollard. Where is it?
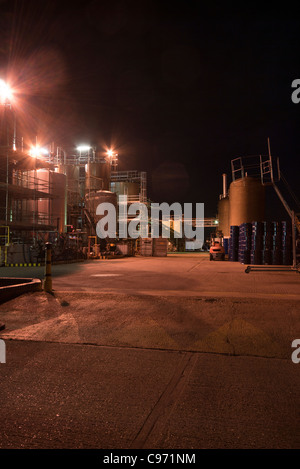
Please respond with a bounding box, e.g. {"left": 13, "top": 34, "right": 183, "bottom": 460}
{"left": 44, "top": 242, "right": 52, "bottom": 292}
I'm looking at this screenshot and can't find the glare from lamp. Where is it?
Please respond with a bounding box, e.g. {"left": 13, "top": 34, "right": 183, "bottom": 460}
{"left": 0, "top": 79, "right": 13, "bottom": 105}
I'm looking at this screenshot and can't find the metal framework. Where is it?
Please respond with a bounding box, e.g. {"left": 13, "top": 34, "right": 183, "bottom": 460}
{"left": 0, "top": 152, "right": 58, "bottom": 234}
{"left": 111, "top": 170, "right": 147, "bottom": 203}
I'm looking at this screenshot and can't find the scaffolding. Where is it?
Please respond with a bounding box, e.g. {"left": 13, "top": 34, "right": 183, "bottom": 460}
{"left": 111, "top": 170, "right": 147, "bottom": 203}
{"left": 0, "top": 225, "right": 9, "bottom": 265}
{"left": 0, "top": 147, "right": 63, "bottom": 243}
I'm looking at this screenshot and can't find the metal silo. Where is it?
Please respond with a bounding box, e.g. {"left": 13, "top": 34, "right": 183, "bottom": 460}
{"left": 24, "top": 170, "right": 66, "bottom": 231}
{"left": 25, "top": 169, "right": 51, "bottom": 226}
{"left": 58, "top": 164, "right": 80, "bottom": 194}
{"left": 50, "top": 172, "right": 67, "bottom": 232}
{"left": 111, "top": 181, "right": 140, "bottom": 200}
{"left": 85, "top": 161, "right": 111, "bottom": 192}
{"left": 85, "top": 190, "right": 117, "bottom": 222}
{"left": 218, "top": 197, "right": 230, "bottom": 237}
{"left": 229, "top": 176, "right": 265, "bottom": 227}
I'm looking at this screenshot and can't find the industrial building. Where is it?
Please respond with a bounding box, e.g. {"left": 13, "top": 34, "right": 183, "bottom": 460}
{"left": 0, "top": 95, "right": 150, "bottom": 264}
{"left": 1, "top": 83, "right": 299, "bottom": 269}
{"left": 216, "top": 148, "right": 300, "bottom": 269}
{"left": 0, "top": 91, "right": 219, "bottom": 264}
{"left": 0, "top": 134, "right": 151, "bottom": 265}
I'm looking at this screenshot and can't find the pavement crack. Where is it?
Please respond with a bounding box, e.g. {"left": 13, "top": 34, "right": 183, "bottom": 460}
{"left": 130, "top": 352, "right": 198, "bottom": 449}
{"left": 226, "top": 304, "right": 237, "bottom": 356}
{"left": 226, "top": 329, "right": 236, "bottom": 356}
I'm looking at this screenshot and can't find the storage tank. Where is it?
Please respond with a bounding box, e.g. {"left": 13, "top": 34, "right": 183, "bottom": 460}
{"left": 24, "top": 170, "right": 67, "bottom": 231}
{"left": 25, "top": 169, "right": 51, "bottom": 226}
{"left": 57, "top": 164, "right": 81, "bottom": 207}
{"left": 85, "top": 161, "right": 111, "bottom": 192}
{"left": 58, "top": 164, "right": 80, "bottom": 193}
{"left": 229, "top": 176, "right": 265, "bottom": 227}
{"left": 85, "top": 190, "right": 117, "bottom": 222}
{"left": 110, "top": 181, "right": 140, "bottom": 199}
{"left": 218, "top": 196, "right": 230, "bottom": 237}
{"left": 50, "top": 172, "right": 67, "bottom": 232}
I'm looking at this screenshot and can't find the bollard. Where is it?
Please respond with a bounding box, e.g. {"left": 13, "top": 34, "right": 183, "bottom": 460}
{"left": 0, "top": 339, "right": 6, "bottom": 363}
{"left": 44, "top": 242, "right": 52, "bottom": 292}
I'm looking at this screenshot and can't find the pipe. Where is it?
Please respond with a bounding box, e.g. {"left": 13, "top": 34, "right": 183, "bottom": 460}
{"left": 44, "top": 242, "right": 52, "bottom": 292}
{"left": 222, "top": 173, "right": 227, "bottom": 198}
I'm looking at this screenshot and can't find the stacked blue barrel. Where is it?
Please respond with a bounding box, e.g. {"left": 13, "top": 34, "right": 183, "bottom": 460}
{"left": 238, "top": 223, "right": 251, "bottom": 264}
{"left": 271, "top": 221, "right": 282, "bottom": 265}
{"left": 281, "top": 221, "right": 293, "bottom": 265}
{"left": 261, "top": 221, "right": 272, "bottom": 265}
{"left": 228, "top": 225, "right": 239, "bottom": 261}
{"left": 223, "top": 237, "right": 229, "bottom": 255}
{"left": 251, "top": 221, "right": 264, "bottom": 265}
{"left": 229, "top": 221, "right": 293, "bottom": 265}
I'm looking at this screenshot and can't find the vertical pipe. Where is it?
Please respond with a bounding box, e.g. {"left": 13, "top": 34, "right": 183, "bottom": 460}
{"left": 44, "top": 242, "right": 52, "bottom": 292}
{"left": 267, "top": 137, "right": 274, "bottom": 183}
{"left": 292, "top": 210, "right": 297, "bottom": 269}
{"left": 13, "top": 111, "right": 16, "bottom": 150}
{"left": 5, "top": 107, "right": 9, "bottom": 225}
{"left": 222, "top": 173, "right": 227, "bottom": 198}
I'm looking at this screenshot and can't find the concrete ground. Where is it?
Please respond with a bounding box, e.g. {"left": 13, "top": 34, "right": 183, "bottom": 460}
{"left": 0, "top": 253, "right": 299, "bottom": 449}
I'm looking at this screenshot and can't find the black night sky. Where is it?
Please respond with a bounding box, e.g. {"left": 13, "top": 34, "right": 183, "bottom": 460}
{"left": 0, "top": 0, "right": 300, "bottom": 217}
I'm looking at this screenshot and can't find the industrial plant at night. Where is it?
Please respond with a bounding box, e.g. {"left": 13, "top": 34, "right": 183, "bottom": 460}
{"left": 0, "top": 0, "right": 299, "bottom": 455}
{"left": 1, "top": 92, "right": 299, "bottom": 271}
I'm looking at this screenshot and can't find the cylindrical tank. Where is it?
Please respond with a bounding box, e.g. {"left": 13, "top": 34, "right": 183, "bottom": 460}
{"left": 23, "top": 170, "right": 66, "bottom": 231}
{"left": 218, "top": 196, "right": 230, "bottom": 237}
{"left": 110, "top": 181, "right": 140, "bottom": 199}
{"left": 85, "top": 162, "right": 111, "bottom": 192}
{"left": 25, "top": 169, "right": 51, "bottom": 226}
{"left": 50, "top": 172, "right": 67, "bottom": 233}
{"left": 58, "top": 164, "right": 81, "bottom": 207}
{"left": 58, "top": 164, "right": 80, "bottom": 193}
{"left": 85, "top": 190, "right": 117, "bottom": 222}
{"left": 229, "top": 176, "right": 265, "bottom": 227}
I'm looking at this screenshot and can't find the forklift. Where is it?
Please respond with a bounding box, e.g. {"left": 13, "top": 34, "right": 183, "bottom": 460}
{"left": 209, "top": 231, "right": 225, "bottom": 261}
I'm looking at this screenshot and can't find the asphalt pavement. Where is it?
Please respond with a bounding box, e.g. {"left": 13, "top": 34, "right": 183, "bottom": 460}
{"left": 0, "top": 254, "right": 299, "bottom": 449}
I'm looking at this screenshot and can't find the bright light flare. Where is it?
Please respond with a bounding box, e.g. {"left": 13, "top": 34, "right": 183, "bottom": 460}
{"left": 107, "top": 149, "right": 118, "bottom": 158}
{"left": 0, "top": 79, "right": 13, "bottom": 105}
{"left": 77, "top": 145, "right": 91, "bottom": 152}
{"left": 29, "top": 145, "right": 49, "bottom": 158}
